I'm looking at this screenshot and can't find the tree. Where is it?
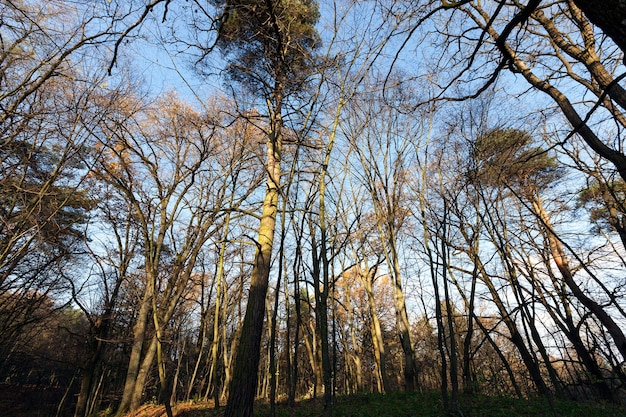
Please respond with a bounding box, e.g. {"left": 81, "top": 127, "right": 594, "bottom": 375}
{"left": 345, "top": 86, "right": 421, "bottom": 392}
{"left": 201, "top": 1, "right": 321, "bottom": 415}
{"left": 0, "top": 295, "right": 90, "bottom": 415}
{"left": 0, "top": 0, "right": 112, "bottom": 376}
{"left": 405, "top": 1, "right": 626, "bottom": 185}
{"left": 441, "top": 0, "right": 626, "bottom": 55}
{"left": 471, "top": 127, "right": 626, "bottom": 394}
{"left": 90, "top": 92, "right": 227, "bottom": 416}
{"left": 577, "top": 172, "right": 626, "bottom": 250}
{"left": 71, "top": 183, "right": 137, "bottom": 417}
{"left": 571, "top": 1, "right": 626, "bottom": 55}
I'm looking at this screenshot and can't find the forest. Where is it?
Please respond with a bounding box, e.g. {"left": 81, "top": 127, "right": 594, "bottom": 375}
{"left": 2, "top": 1, "right": 626, "bottom": 416}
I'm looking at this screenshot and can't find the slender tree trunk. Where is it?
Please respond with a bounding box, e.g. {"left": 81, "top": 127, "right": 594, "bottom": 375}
{"left": 360, "top": 265, "right": 390, "bottom": 394}
{"left": 471, "top": 193, "right": 556, "bottom": 403}
{"left": 302, "top": 317, "right": 323, "bottom": 396}
{"left": 534, "top": 269, "right": 616, "bottom": 400}
{"left": 220, "top": 317, "right": 239, "bottom": 403}
{"left": 418, "top": 166, "right": 449, "bottom": 407}
{"left": 186, "top": 320, "right": 208, "bottom": 401}
{"left": 462, "top": 253, "right": 478, "bottom": 394}
{"left": 532, "top": 198, "right": 626, "bottom": 362}
{"left": 87, "top": 371, "right": 106, "bottom": 416}
{"left": 440, "top": 204, "right": 460, "bottom": 415}
{"left": 289, "top": 239, "right": 303, "bottom": 405}
{"left": 449, "top": 248, "right": 522, "bottom": 397}
{"left": 74, "top": 364, "right": 94, "bottom": 417}
{"left": 129, "top": 260, "right": 198, "bottom": 411}
{"left": 311, "top": 232, "right": 332, "bottom": 415}
{"left": 427, "top": 235, "right": 449, "bottom": 411}
{"left": 75, "top": 271, "right": 123, "bottom": 417}
{"left": 389, "top": 245, "right": 417, "bottom": 392}
{"left": 171, "top": 338, "right": 184, "bottom": 405}
{"left": 269, "top": 207, "right": 288, "bottom": 416}
{"left": 284, "top": 253, "right": 294, "bottom": 405}
{"left": 368, "top": 175, "right": 417, "bottom": 392}
{"left": 509, "top": 267, "right": 563, "bottom": 398}
{"left": 344, "top": 279, "right": 362, "bottom": 393}
{"left": 152, "top": 282, "right": 174, "bottom": 417}
{"left": 472, "top": 314, "right": 524, "bottom": 397}
{"left": 208, "top": 211, "right": 231, "bottom": 404}
{"left": 477, "top": 262, "right": 553, "bottom": 399}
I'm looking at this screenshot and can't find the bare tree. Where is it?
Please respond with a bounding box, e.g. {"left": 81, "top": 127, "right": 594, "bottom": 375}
{"left": 90, "top": 92, "right": 229, "bottom": 416}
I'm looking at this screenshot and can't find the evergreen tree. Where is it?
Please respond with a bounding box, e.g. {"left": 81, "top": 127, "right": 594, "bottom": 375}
{"left": 210, "top": 1, "right": 320, "bottom": 416}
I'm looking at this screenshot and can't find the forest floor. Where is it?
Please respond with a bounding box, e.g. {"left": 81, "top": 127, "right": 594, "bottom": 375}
{"left": 116, "top": 391, "right": 626, "bottom": 417}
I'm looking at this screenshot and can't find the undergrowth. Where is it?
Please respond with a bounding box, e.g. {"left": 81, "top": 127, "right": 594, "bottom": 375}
{"left": 106, "top": 391, "right": 626, "bottom": 417}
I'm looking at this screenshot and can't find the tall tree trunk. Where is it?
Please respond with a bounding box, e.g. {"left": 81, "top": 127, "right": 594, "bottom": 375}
{"left": 302, "top": 315, "right": 323, "bottom": 397}
{"left": 388, "top": 243, "right": 417, "bottom": 392}
{"left": 284, "top": 253, "right": 294, "bottom": 405}
{"left": 289, "top": 235, "right": 304, "bottom": 405}
{"left": 311, "top": 231, "right": 332, "bottom": 415}
{"left": 186, "top": 310, "right": 208, "bottom": 401}
{"left": 207, "top": 211, "right": 231, "bottom": 405}
{"left": 153, "top": 309, "right": 174, "bottom": 417}
{"left": 224, "top": 108, "right": 282, "bottom": 417}
{"left": 426, "top": 230, "right": 450, "bottom": 411}
{"left": 360, "top": 264, "right": 390, "bottom": 394}
{"left": 462, "top": 250, "right": 478, "bottom": 394}
{"left": 269, "top": 225, "right": 286, "bottom": 415}
{"left": 440, "top": 204, "right": 460, "bottom": 415}
{"left": 220, "top": 315, "right": 239, "bottom": 403}
{"left": 344, "top": 277, "right": 362, "bottom": 393}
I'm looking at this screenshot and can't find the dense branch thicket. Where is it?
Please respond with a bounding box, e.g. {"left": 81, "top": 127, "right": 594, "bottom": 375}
{"left": 1, "top": 1, "right": 626, "bottom": 417}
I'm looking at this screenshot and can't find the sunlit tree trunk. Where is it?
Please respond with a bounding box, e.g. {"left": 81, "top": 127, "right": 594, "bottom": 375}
{"left": 152, "top": 292, "right": 174, "bottom": 417}
{"left": 302, "top": 313, "right": 323, "bottom": 396}
{"left": 225, "top": 102, "right": 282, "bottom": 417}
{"left": 387, "top": 234, "right": 418, "bottom": 391}
{"left": 360, "top": 264, "right": 390, "bottom": 394}
{"left": 531, "top": 197, "right": 626, "bottom": 362}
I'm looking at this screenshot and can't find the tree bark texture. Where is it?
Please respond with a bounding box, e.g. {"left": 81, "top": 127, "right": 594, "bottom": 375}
{"left": 573, "top": 0, "right": 626, "bottom": 55}
{"left": 224, "top": 122, "right": 281, "bottom": 417}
